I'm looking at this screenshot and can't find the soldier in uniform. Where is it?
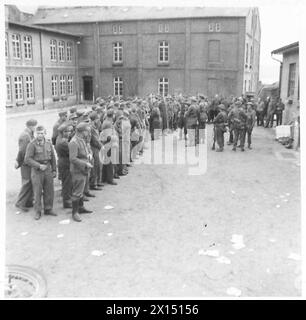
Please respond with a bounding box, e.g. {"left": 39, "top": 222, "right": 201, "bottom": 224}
{"left": 149, "top": 104, "right": 162, "bottom": 141}
{"left": 185, "top": 99, "right": 198, "bottom": 147}
{"left": 275, "top": 98, "right": 285, "bottom": 126}
{"left": 68, "top": 122, "right": 94, "bottom": 222}
{"left": 55, "top": 122, "right": 73, "bottom": 208}
{"left": 213, "top": 104, "right": 227, "bottom": 152}
{"left": 246, "top": 102, "right": 256, "bottom": 149}
{"left": 231, "top": 103, "right": 248, "bottom": 151}
{"left": 24, "top": 125, "right": 57, "bottom": 220}
{"left": 198, "top": 101, "right": 208, "bottom": 144}
{"left": 15, "top": 119, "right": 38, "bottom": 212}
{"left": 52, "top": 111, "right": 68, "bottom": 145}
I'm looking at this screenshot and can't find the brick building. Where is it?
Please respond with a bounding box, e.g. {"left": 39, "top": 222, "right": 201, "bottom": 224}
{"left": 6, "top": 5, "right": 261, "bottom": 107}
{"left": 5, "top": 5, "right": 80, "bottom": 110}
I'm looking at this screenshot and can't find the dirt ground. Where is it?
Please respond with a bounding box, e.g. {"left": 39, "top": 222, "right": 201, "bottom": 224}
{"left": 5, "top": 110, "right": 301, "bottom": 297}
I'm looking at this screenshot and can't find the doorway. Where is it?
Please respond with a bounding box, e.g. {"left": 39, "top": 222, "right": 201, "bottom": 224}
{"left": 83, "top": 76, "right": 93, "bottom": 101}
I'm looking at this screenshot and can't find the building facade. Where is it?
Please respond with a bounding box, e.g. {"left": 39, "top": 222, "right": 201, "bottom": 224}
{"left": 5, "top": 6, "right": 261, "bottom": 108}
{"left": 5, "top": 6, "right": 80, "bottom": 110}
{"left": 271, "top": 42, "right": 299, "bottom": 125}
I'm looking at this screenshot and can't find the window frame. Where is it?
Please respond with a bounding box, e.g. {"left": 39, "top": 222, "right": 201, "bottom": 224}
{"left": 6, "top": 76, "right": 12, "bottom": 102}
{"left": 23, "top": 35, "right": 32, "bottom": 60}
{"left": 50, "top": 39, "right": 57, "bottom": 61}
{"left": 113, "top": 25, "right": 118, "bottom": 34}
{"left": 14, "top": 75, "right": 23, "bottom": 101}
{"left": 67, "top": 75, "right": 73, "bottom": 95}
{"left": 59, "top": 75, "right": 66, "bottom": 96}
{"left": 208, "top": 23, "right": 214, "bottom": 32}
{"left": 165, "top": 24, "right": 169, "bottom": 33}
{"left": 58, "top": 41, "right": 65, "bottom": 62}
{"left": 215, "top": 23, "right": 221, "bottom": 32}
{"left": 158, "top": 77, "right": 169, "bottom": 97}
{"left": 66, "top": 42, "right": 73, "bottom": 62}
{"left": 158, "top": 40, "right": 169, "bottom": 64}
{"left": 25, "top": 75, "right": 35, "bottom": 99}
{"left": 113, "top": 77, "right": 123, "bottom": 96}
{"left": 118, "top": 25, "right": 123, "bottom": 34}
{"left": 113, "top": 42, "right": 123, "bottom": 64}
{"left": 5, "top": 32, "right": 9, "bottom": 58}
{"left": 12, "top": 34, "right": 21, "bottom": 59}
{"left": 287, "top": 63, "right": 296, "bottom": 97}
{"left": 51, "top": 75, "right": 58, "bottom": 97}
{"left": 158, "top": 24, "right": 163, "bottom": 33}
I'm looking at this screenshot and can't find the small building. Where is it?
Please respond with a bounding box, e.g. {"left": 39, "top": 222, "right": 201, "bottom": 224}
{"left": 5, "top": 5, "right": 81, "bottom": 111}
{"left": 271, "top": 42, "right": 299, "bottom": 125}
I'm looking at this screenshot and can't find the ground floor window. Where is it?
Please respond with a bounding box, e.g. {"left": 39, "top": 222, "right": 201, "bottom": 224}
{"left": 59, "top": 75, "right": 66, "bottom": 96}
{"left": 67, "top": 75, "right": 73, "bottom": 95}
{"left": 25, "top": 76, "right": 34, "bottom": 99}
{"left": 51, "top": 75, "right": 58, "bottom": 97}
{"left": 14, "top": 76, "right": 23, "bottom": 101}
{"left": 114, "top": 77, "right": 123, "bottom": 96}
{"left": 6, "top": 76, "right": 12, "bottom": 102}
{"left": 158, "top": 77, "right": 169, "bottom": 96}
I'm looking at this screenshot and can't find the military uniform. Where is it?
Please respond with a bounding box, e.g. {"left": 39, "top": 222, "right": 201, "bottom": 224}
{"left": 24, "top": 135, "right": 57, "bottom": 218}
{"left": 52, "top": 111, "right": 67, "bottom": 145}
{"left": 231, "top": 107, "right": 248, "bottom": 151}
{"left": 185, "top": 102, "right": 198, "bottom": 146}
{"left": 246, "top": 105, "right": 256, "bottom": 149}
{"left": 149, "top": 106, "right": 162, "bottom": 140}
{"left": 15, "top": 121, "right": 37, "bottom": 211}
{"left": 213, "top": 105, "right": 227, "bottom": 151}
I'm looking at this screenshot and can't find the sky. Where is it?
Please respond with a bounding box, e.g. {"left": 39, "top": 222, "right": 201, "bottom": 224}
{"left": 4, "top": 0, "right": 305, "bottom": 84}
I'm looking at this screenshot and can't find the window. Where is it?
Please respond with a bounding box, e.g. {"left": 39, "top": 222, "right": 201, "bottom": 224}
{"left": 158, "top": 77, "right": 169, "bottom": 96}
{"left": 23, "top": 35, "right": 32, "bottom": 60}
{"left": 208, "top": 40, "right": 220, "bottom": 62}
{"left": 113, "top": 77, "right": 123, "bottom": 96}
{"left": 215, "top": 23, "right": 221, "bottom": 32}
{"left": 165, "top": 24, "right": 169, "bottom": 32}
{"left": 59, "top": 75, "right": 66, "bottom": 96}
{"left": 67, "top": 42, "right": 73, "bottom": 61}
{"left": 67, "top": 75, "right": 73, "bottom": 95}
{"left": 58, "top": 41, "right": 65, "bottom": 61}
{"left": 14, "top": 76, "right": 23, "bottom": 101}
{"left": 6, "top": 76, "right": 12, "bottom": 102}
{"left": 244, "top": 80, "right": 247, "bottom": 92}
{"left": 5, "top": 33, "right": 8, "bottom": 58}
{"left": 12, "top": 34, "right": 21, "bottom": 59}
{"left": 113, "top": 42, "right": 123, "bottom": 63}
{"left": 288, "top": 63, "right": 296, "bottom": 97}
{"left": 50, "top": 40, "right": 57, "bottom": 61}
{"left": 209, "top": 23, "right": 214, "bottom": 32}
{"left": 159, "top": 41, "right": 169, "bottom": 63}
{"left": 51, "top": 75, "right": 58, "bottom": 96}
{"left": 25, "top": 76, "right": 34, "bottom": 99}
{"left": 246, "top": 43, "right": 249, "bottom": 64}
{"left": 118, "top": 25, "right": 122, "bottom": 34}
{"left": 113, "top": 25, "right": 118, "bottom": 34}
{"left": 158, "top": 24, "right": 163, "bottom": 32}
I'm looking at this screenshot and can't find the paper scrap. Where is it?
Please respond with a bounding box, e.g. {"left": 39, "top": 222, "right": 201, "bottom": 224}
{"left": 198, "top": 249, "right": 219, "bottom": 257}
{"left": 59, "top": 219, "right": 70, "bottom": 225}
{"left": 285, "top": 193, "right": 291, "bottom": 196}
{"left": 231, "top": 190, "right": 236, "bottom": 194}
{"left": 91, "top": 250, "right": 106, "bottom": 257}
{"left": 276, "top": 205, "right": 281, "bottom": 208}
{"left": 57, "top": 234, "right": 64, "bottom": 238}
{"left": 15, "top": 211, "right": 21, "bottom": 215}
{"left": 228, "top": 251, "right": 235, "bottom": 255}
{"left": 288, "top": 253, "right": 301, "bottom": 261}
{"left": 231, "top": 234, "right": 246, "bottom": 250}
{"left": 233, "top": 243, "right": 246, "bottom": 250}
{"left": 107, "top": 233, "right": 113, "bottom": 237}
{"left": 216, "top": 256, "right": 231, "bottom": 264}
{"left": 103, "top": 220, "right": 109, "bottom": 224}
{"left": 104, "top": 205, "right": 114, "bottom": 210}
{"left": 269, "top": 238, "right": 276, "bottom": 243}
{"left": 20, "top": 232, "right": 28, "bottom": 236}
{"left": 226, "top": 287, "right": 242, "bottom": 297}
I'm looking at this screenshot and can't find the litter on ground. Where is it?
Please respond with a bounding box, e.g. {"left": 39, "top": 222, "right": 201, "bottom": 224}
{"left": 198, "top": 249, "right": 219, "bottom": 257}
{"left": 231, "top": 234, "right": 246, "bottom": 250}
{"left": 59, "top": 219, "right": 70, "bottom": 225}
{"left": 216, "top": 256, "right": 231, "bottom": 264}
{"left": 288, "top": 253, "right": 301, "bottom": 261}
{"left": 15, "top": 211, "right": 21, "bottom": 215}
{"left": 91, "top": 250, "right": 106, "bottom": 257}
{"left": 57, "top": 234, "right": 64, "bottom": 238}
{"left": 104, "top": 205, "right": 114, "bottom": 210}
{"left": 103, "top": 220, "right": 109, "bottom": 224}
{"left": 20, "top": 232, "right": 28, "bottom": 236}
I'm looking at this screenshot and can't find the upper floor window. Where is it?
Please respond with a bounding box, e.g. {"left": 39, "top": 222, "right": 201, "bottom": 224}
{"left": 58, "top": 41, "right": 65, "bottom": 61}
{"left": 51, "top": 75, "right": 58, "bottom": 96}
{"left": 158, "top": 24, "right": 163, "bottom": 33}
{"left": 25, "top": 75, "right": 34, "bottom": 99}
{"left": 50, "top": 40, "right": 57, "bottom": 61}
{"left": 208, "top": 23, "right": 214, "bottom": 32}
{"left": 118, "top": 25, "right": 122, "bottom": 34}
{"left": 113, "top": 24, "right": 122, "bottom": 34}
{"left": 158, "top": 41, "right": 169, "bottom": 63}
{"left": 165, "top": 24, "right": 169, "bottom": 32}
{"left": 215, "top": 23, "right": 221, "bottom": 32}
{"left": 5, "top": 33, "right": 8, "bottom": 58}
{"left": 113, "top": 42, "right": 123, "bottom": 63}
{"left": 59, "top": 75, "right": 66, "bottom": 96}
{"left": 246, "top": 43, "right": 249, "bottom": 64}
{"left": 67, "top": 75, "right": 73, "bottom": 95}
{"left": 6, "top": 76, "right": 12, "bottom": 102}
{"left": 14, "top": 76, "right": 23, "bottom": 101}
{"left": 159, "top": 24, "right": 169, "bottom": 33}
{"left": 67, "top": 42, "right": 73, "bottom": 61}
{"left": 23, "top": 35, "right": 32, "bottom": 60}
{"left": 114, "top": 77, "right": 123, "bottom": 96}
{"left": 288, "top": 63, "right": 296, "bottom": 97}
{"left": 158, "top": 77, "right": 169, "bottom": 97}
{"left": 12, "top": 34, "right": 21, "bottom": 59}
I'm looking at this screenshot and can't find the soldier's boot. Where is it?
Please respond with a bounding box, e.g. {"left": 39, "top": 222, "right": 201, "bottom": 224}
{"left": 63, "top": 199, "right": 72, "bottom": 208}
{"left": 78, "top": 198, "right": 92, "bottom": 214}
{"left": 248, "top": 144, "right": 252, "bottom": 149}
{"left": 72, "top": 200, "right": 82, "bottom": 222}
{"left": 216, "top": 147, "right": 223, "bottom": 152}
{"left": 241, "top": 147, "right": 245, "bottom": 152}
{"left": 34, "top": 211, "right": 41, "bottom": 220}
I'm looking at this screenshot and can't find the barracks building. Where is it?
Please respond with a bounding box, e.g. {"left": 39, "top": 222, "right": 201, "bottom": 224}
{"left": 5, "top": 5, "right": 261, "bottom": 110}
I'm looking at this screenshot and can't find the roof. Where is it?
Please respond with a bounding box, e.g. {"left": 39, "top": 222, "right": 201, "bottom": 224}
{"left": 6, "top": 20, "right": 82, "bottom": 37}
{"left": 27, "top": 6, "right": 252, "bottom": 24}
{"left": 271, "top": 42, "right": 299, "bottom": 55}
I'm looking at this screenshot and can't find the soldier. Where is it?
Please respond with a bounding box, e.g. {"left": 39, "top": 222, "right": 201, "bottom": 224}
{"left": 185, "top": 99, "right": 198, "bottom": 147}
{"left": 232, "top": 103, "right": 248, "bottom": 151}
{"left": 265, "top": 99, "right": 276, "bottom": 128}
{"left": 24, "top": 125, "right": 57, "bottom": 220}
{"left": 213, "top": 104, "right": 228, "bottom": 152}
{"left": 227, "top": 101, "right": 235, "bottom": 145}
{"left": 275, "top": 98, "right": 285, "bottom": 126}
{"left": 15, "top": 119, "right": 38, "bottom": 212}
{"left": 69, "top": 106, "right": 77, "bottom": 116}
{"left": 198, "top": 100, "right": 208, "bottom": 144}
{"left": 256, "top": 98, "right": 265, "bottom": 126}
{"left": 89, "top": 112, "right": 103, "bottom": 190}
{"left": 68, "top": 113, "right": 78, "bottom": 139}
{"left": 55, "top": 122, "right": 73, "bottom": 208}
{"left": 149, "top": 104, "right": 162, "bottom": 141}
{"left": 130, "top": 106, "right": 141, "bottom": 160}
{"left": 246, "top": 102, "right": 256, "bottom": 149}
{"left": 68, "top": 122, "right": 94, "bottom": 222}
{"left": 52, "top": 111, "right": 67, "bottom": 145}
